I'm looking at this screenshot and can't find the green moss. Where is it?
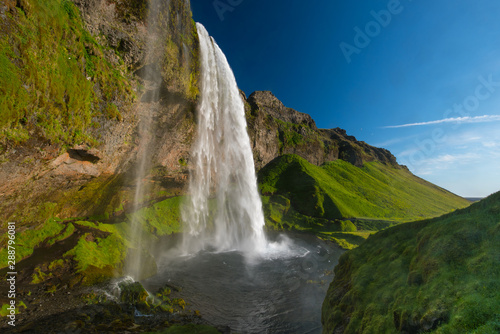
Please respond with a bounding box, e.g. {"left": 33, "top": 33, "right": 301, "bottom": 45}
{"left": 0, "top": 0, "right": 133, "bottom": 147}
{"left": 320, "top": 232, "right": 370, "bottom": 250}
{"left": 129, "top": 196, "right": 183, "bottom": 237}
{"left": 56, "top": 174, "right": 127, "bottom": 220}
{"left": 172, "top": 298, "right": 186, "bottom": 310}
{"left": 0, "top": 218, "right": 65, "bottom": 265}
{"left": 322, "top": 191, "right": 500, "bottom": 333}
{"left": 64, "top": 222, "right": 128, "bottom": 277}
{"left": 262, "top": 195, "right": 370, "bottom": 249}
{"left": 48, "top": 258, "right": 65, "bottom": 271}
{"left": 119, "top": 281, "right": 149, "bottom": 305}
{"left": 110, "top": 0, "right": 148, "bottom": 22}
{"left": 0, "top": 302, "right": 26, "bottom": 317}
{"left": 47, "top": 223, "right": 75, "bottom": 246}
{"left": 81, "top": 292, "right": 110, "bottom": 305}
{"left": 340, "top": 220, "right": 357, "bottom": 232}
{"left": 32, "top": 266, "right": 52, "bottom": 284}
{"left": 105, "top": 102, "right": 123, "bottom": 121}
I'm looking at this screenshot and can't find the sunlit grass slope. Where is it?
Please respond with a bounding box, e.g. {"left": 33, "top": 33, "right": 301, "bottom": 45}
{"left": 258, "top": 154, "right": 469, "bottom": 221}
{"left": 322, "top": 191, "right": 500, "bottom": 333}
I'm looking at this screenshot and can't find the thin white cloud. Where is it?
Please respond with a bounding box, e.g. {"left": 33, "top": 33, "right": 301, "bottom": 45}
{"left": 383, "top": 115, "right": 500, "bottom": 129}
{"left": 483, "top": 141, "right": 497, "bottom": 148}
{"left": 423, "top": 153, "right": 480, "bottom": 167}
{"left": 373, "top": 134, "right": 418, "bottom": 148}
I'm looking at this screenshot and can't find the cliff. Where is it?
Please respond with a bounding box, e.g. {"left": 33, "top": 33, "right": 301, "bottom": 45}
{"left": 0, "top": 0, "right": 199, "bottom": 225}
{"left": 0, "top": 0, "right": 403, "bottom": 228}
{"left": 245, "top": 91, "right": 398, "bottom": 170}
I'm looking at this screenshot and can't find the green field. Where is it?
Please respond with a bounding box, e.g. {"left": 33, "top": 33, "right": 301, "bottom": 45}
{"left": 322, "top": 191, "right": 500, "bottom": 333}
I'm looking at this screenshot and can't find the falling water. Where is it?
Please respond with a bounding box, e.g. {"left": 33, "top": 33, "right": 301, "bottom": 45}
{"left": 125, "top": 0, "right": 163, "bottom": 280}
{"left": 182, "top": 23, "right": 267, "bottom": 255}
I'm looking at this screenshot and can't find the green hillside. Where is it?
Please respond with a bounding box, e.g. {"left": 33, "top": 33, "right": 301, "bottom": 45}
{"left": 258, "top": 154, "right": 469, "bottom": 221}
{"left": 322, "top": 191, "right": 500, "bottom": 333}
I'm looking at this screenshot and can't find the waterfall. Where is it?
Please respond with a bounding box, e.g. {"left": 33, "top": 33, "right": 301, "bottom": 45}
{"left": 182, "top": 23, "right": 267, "bottom": 254}
{"left": 124, "top": 0, "right": 163, "bottom": 280}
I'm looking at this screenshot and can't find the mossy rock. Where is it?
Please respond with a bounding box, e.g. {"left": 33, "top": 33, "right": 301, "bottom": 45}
{"left": 119, "top": 281, "right": 149, "bottom": 305}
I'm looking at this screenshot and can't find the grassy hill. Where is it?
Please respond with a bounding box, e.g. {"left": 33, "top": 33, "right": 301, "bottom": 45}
{"left": 322, "top": 191, "right": 500, "bottom": 333}
{"left": 258, "top": 154, "right": 469, "bottom": 222}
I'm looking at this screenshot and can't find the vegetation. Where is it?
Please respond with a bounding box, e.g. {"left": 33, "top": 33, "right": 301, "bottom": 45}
{"left": 161, "top": 0, "right": 200, "bottom": 100}
{"left": 258, "top": 154, "right": 469, "bottom": 221}
{"left": 0, "top": 0, "right": 133, "bottom": 147}
{"left": 0, "top": 217, "right": 65, "bottom": 262}
{"left": 130, "top": 196, "right": 184, "bottom": 236}
{"left": 111, "top": 0, "right": 148, "bottom": 22}
{"left": 322, "top": 191, "right": 500, "bottom": 333}
{"left": 258, "top": 154, "right": 469, "bottom": 249}
{"left": 275, "top": 119, "right": 319, "bottom": 148}
{"left": 262, "top": 195, "right": 379, "bottom": 249}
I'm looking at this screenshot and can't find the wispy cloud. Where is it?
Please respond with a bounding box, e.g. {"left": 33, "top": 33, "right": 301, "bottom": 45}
{"left": 383, "top": 115, "right": 500, "bottom": 129}
{"left": 483, "top": 141, "right": 497, "bottom": 148}
{"left": 373, "top": 134, "right": 418, "bottom": 148}
{"left": 409, "top": 152, "right": 481, "bottom": 176}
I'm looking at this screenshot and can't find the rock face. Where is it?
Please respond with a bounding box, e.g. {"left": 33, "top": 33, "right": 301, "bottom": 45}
{"left": 0, "top": 0, "right": 198, "bottom": 224}
{"left": 247, "top": 91, "right": 317, "bottom": 129}
{"left": 245, "top": 91, "right": 398, "bottom": 170}
{"left": 0, "top": 0, "right": 399, "bottom": 227}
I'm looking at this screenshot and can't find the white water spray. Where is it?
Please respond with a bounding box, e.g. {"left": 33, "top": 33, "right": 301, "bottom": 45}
{"left": 182, "top": 23, "right": 267, "bottom": 254}
{"left": 125, "top": 0, "right": 163, "bottom": 280}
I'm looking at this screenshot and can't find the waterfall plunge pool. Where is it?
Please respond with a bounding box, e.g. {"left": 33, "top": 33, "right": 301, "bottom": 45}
{"left": 143, "top": 233, "right": 344, "bottom": 334}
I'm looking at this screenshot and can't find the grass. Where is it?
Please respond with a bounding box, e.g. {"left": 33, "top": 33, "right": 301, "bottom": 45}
{"left": 258, "top": 154, "right": 469, "bottom": 249}
{"left": 322, "top": 191, "right": 500, "bottom": 333}
{"left": 258, "top": 154, "right": 469, "bottom": 221}
{"left": 262, "top": 195, "right": 370, "bottom": 249}
{"left": 0, "top": 0, "right": 133, "bottom": 147}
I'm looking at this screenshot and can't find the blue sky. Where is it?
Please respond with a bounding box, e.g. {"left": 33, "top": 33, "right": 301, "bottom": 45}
{"left": 191, "top": 0, "right": 500, "bottom": 197}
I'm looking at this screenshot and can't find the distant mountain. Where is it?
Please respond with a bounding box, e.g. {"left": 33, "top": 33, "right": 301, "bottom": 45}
{"left": 322, "top": 191, "right": 500, "bottom": 333}
{"left": 465, "top": 197, "right": 484, "bottom": 202}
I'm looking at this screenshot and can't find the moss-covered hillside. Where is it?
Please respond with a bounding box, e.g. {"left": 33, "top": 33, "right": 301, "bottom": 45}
{"left": 0, "top": 0, "right": 199, "bottom": 228}
{"left": 259, "top": 154, "right": 469, "bottom": 221}
{"left": 322, "top": 191, "right": 500, "bottom": 333}
{"left": 0, "top": 0, "right": 134, "bottom": 147}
